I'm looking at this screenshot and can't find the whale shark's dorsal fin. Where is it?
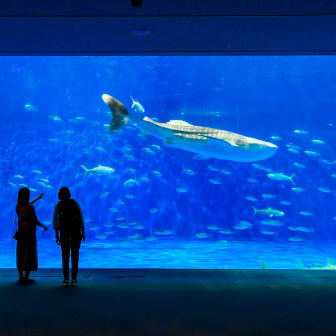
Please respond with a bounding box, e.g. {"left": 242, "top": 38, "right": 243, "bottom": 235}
{"left": 327, "top": 258, "right": 334, "bottom": 266}
{"left": 167, "top": 120, "right": 193, "bottom": 127}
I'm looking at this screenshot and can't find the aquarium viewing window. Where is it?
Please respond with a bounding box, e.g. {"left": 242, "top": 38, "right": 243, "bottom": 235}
{"left": 1, "top": 55, "right": 336, "bottom": 269}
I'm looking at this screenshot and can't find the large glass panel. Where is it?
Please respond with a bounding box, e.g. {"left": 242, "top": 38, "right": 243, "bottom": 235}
{"left": 1, "top": 56, "right": 335, "bottom": 269}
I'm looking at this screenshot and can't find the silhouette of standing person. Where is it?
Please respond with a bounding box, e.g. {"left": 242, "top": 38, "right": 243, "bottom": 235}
{"left": 16, "top": 188, "right": 48, "bottom": 284}
{"left": 53, "top": 187, "right": 85, "bottom": 286}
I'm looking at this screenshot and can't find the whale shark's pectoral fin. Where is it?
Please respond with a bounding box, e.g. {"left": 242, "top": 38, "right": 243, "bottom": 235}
{"left": 164, "top": 133, "right": 208, "bottom": 145}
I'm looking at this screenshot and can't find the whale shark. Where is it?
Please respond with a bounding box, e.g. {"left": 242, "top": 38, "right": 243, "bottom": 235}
{"left": 102, "top": 94, "right": 278, "bottom": 162}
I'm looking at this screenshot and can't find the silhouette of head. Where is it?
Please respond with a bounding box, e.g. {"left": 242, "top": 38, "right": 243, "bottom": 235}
{"left": 17, "top": 187, "right": 30, "bottom": 205}
{"left": 58, "top": 187, "right": 71, "bottom": 201}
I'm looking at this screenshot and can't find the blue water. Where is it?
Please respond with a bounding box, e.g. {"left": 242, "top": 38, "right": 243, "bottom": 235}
{"left": 1, "top": 56, "right": 336, "bottom": 269}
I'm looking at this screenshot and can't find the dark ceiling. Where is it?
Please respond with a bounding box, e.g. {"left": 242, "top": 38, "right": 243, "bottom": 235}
{"left": 1, "top": 0, "right": 336, "bottom": 55}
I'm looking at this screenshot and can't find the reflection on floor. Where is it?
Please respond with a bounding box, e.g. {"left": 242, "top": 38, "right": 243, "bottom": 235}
{"left": 1, "top": 269, "right": 336, "bottom": 335}
{"left": 2, "top": 238, "right": 336, "bottom": 269}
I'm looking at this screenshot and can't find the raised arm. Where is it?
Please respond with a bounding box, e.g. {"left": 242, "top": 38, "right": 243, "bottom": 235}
{"left": 29, "top": 193, "right": 44, "bottom": 205}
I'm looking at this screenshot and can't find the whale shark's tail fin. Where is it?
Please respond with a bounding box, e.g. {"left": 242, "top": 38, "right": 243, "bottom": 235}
{"left": 80, "top": 165, "right": 89, "bottom": 180}
{"left": 102, "top": 94, "right": 130, "bottom": 132}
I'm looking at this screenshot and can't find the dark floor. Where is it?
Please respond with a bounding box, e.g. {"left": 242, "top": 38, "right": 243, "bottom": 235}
{"left": 0, "top": 269, "right": 336, "bottom": 336}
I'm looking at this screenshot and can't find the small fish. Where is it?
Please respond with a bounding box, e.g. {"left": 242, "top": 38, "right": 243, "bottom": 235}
{"left": 234, "top": 224, "right": 249, "bottom": 230}
{"left": 154, "top": 230, "right": 165, "bottom": 235}
{"left": 262, "top": 194, "right": 276, "bottom": 199}
{"left": 131, "top": 96, "right": 145, "bottom": 113}
{"left": 117, "top": 223, "right": 129, "bottom": 229}
{"left": 322, "top": 160, "right": 335, "bottom": 165}
{"left": 271, "top": 136, "right": 282, "bottom": 141}
{"left": 299, "top": 211, "right": 314, "bottom": 216}
{"left": 287, "top": 144, "right": 301, "bottom": 150}
{"left": 209, "top": 179, "right": 222, "bottom": 185}
{"left": 18, "top": 184, "right": 28, "bottom": 187}
{"left": 48, "top": 115, "right": 63, "bottom": 122}
{"left": 253, "top": 207, "right": 284, "bottom": 217}
{"left": 8, "top": 183, "right": 16, "bottom": 187}
{"left": 14, "top": 175, "right": 24, "bottom": 179}
{"left": 32, "top": 170, "right": 42, "bottom": 174}
{"left": 40, "top": 179, "right": 49, "bottom": 183}
{"left": 220, "top": 169, "right": 232, "bottom": 175}
{"left": 100, "top": 192, "right": 110, "bottom": 198}
{"left": 116, "top": 216, "right": 125, "bottom": 221}
{"left": 318, "top": 188, "right": 332, "bottom": 193}
{"left": 312, "top": 139, "right": 325, "bottom": 145}
{"left": 251, "top": 164, "right": 273, "bottom": 172}
{"left": 128, "top": 169, "right": 137, "bottom": 174}
{"left": 124, "top": 178, "right": 138, "bottom": 188}
{"left": 128, "top": 233, "right": 141, "bottom": 239}
{"left": 183, "top": 169, "right": 196, "bottom": 175}
{"left": 289, "top": 236, "right": 305, "bottom": 241}
{"left": 304, "top": 151, "right": 320, "bottom": 157}
{"left": 109, "top": 208, "right": 119, "bottom": 212}
{"left": 245, "top": 196, "right": 257, "bottom": 202}
{"left": 88, "top": 225, "right": 99, "bottom": 231}
{"left": 195, "top": 233, "right": 210, "bottom": 238}
{"left": 139, "top": 177, "right": 150, "bottom": 182}
{"left": 294, "top": 130, "right": 308, "bottom": 134}
{"left": 294, "top": 163, "right": 305, "bottom": 169}
{"left": 124, "top": 155, "right": 136, "bottom": 161}
{"left": 126, "top": 195, "right": 135, "bottom": 199}
{"left": 162, "top": 230, "right": 174, "bottom": 235}
{"left": 104, "top": 223, "right": 115, "bottom": 227}
{"left": 288, "top": 149, "right": 300, "bottom": 154}
{"left": 292, "top": 187, "right": 305, "bottom": 192}
{"left": 217, "top": 240, "right": 229, "bottom": 244}
{"left": 30, "top": 188, "right": 37, "bottom": 192}
{"left": 123, "top": 146, "right": 133, "bottom": 152}
{"left": 37, "top": 182, "right": 46, "bottom": 187}
{"left": 247, "top": 178, "right": 258, "bottom": 183}
{"left": 219, "top": 229, "right": 233, "bottom": 235}
{"left": 208, "top": 166, "right": 219, "bottom": 171}
{"left": 297, "top": 227, "right": 314, "bottom": 233}
{"left": 149, "top": 208, "right": 159, "bottom": 213}
{"left": 142, "top": 147, "right": 156, "bottom": 155}
{"left": 145, "top": 237, "right": 157, "bottom": 241}
{"left": 151, "top": 145, "right": 161, "bottom": 151}
{"left": 261, "top": 230, "right": 276, "bottom": 235}
{"left": 207, "top": 225, "right": 221, "bottom": 230}
{"left": 24, "top": 104, "right": 37, "bottom": 112}
{"left": 95, "top": 147, "right": 106, "bottom": 153}
{"left": 267, "top": 173, "right": 295, "bottom": 185}
{"left": 134, "top": 224, "right": 145, "bottom": 230}
{"left": 153, "top": 171, "right": 162, "bottom": 177}
{"left": 129, "top": 220, "right": 139, "bottom": 225}
{"left": 260, "top": 220, "right": 283, "bottom": 227}
{"left": 239, "top": 221, "right": 253, "bottom": 228}
{"left": 176, "top": 188, "right": 188, "bottom": 193}
{"left": 280, "top": 201, "right": 293, "bottom": 205}
{"left": 288, "top": 226, "right": 299, "bottom": 231}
